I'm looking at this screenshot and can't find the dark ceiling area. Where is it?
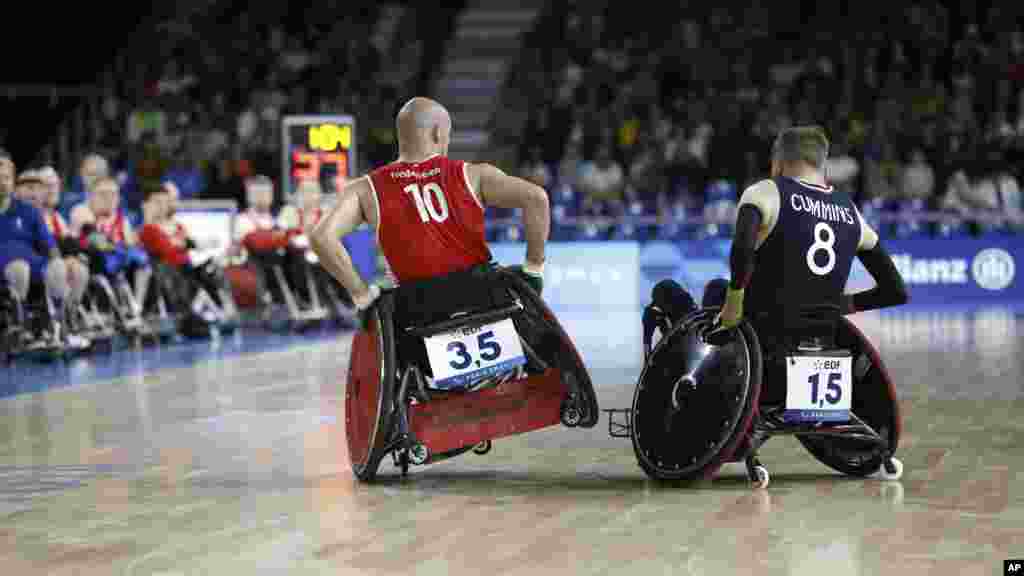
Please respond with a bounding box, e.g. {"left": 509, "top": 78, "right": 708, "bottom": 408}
{"left": 0, "top": 3, "right": 186, "bottom": 168}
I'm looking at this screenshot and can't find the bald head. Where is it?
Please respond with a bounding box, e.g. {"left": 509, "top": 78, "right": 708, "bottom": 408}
{"left": 396, "top": 97, "right": 452, "bottom": 160}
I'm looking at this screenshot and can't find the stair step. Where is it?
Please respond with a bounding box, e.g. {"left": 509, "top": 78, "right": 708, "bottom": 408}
{"left": 447, "top": 42, "right": 523, "bottom": 60}
{"left": 455, "top": 26, "right": 525, "bottom": 40}
{"left": 458, "top": 9, "right": 537, "bottom": 26}
{"left": 468, "top": 0, "right": 544, "bottom": 11}
{"left": 436, "top": 77, "right": 502, "bottom": 94}
{"left": 440, "top": 59, "right": 507, "bottom": 77}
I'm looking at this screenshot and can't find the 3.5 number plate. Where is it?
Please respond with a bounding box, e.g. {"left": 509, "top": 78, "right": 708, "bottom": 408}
{"left": 424, "top": 318, "right": 526, "bottom": 389}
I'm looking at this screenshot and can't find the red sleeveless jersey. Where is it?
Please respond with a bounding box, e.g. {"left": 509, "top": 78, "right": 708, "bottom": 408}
{"left": 367, "top": 155, "right": 491, "bottom": 283}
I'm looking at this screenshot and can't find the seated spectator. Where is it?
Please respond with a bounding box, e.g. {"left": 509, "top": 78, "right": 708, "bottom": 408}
{"left": 35, "top": 167, "right": 90, "bottom": 318}
{"left": 825, "top": 141, "right": 860, "bottom": 198}
{"left": 0, "top": 151, "right": 71, "bottom": 348}
{"left": 626, "top": 137, "right": 664, "bottom": 211}
{"left": 519, "top": 146, "right": 551, "bottom": 189}
{"left": 70, "top": 176, "right": 152, "bottom": 306}
{"left": 900, "top": 148, "right": 935, "bottom": 200}
{"left": 277, "top": 179, "right": 352, "bottom": 307}
{"left": 139, "top": 184, "right": 229, "bottom": 323}
{"left": 278, "top": 179, "right": 324, "bottom": 235}
{"left": 231, "top": 175, "right": 301, "bottom": 306}
{"left": 66, "top": 153, "right": 110, "bottom": 215}
{"left": 578, "top": 145, "right": 625, "bottom": 217}
{"left": 15, "top": 169, "right": 43, "bottom": 205}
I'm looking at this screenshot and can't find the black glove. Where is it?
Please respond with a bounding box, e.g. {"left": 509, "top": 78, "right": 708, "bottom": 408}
{"left": 507, "top": 265, "right": 543, "bottom": 296}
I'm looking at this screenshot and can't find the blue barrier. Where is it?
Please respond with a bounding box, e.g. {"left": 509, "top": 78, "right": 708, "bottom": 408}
{"left": 349, "top": 236, "right": 1020, "bottom": 365}
{"left": 637, "top": 237, "right": 1023, "bottom": 310}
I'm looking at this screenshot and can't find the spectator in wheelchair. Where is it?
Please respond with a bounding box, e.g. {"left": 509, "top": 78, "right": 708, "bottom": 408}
{"left": 69, "top": 175, "right": 153, "bottom": 308}
{"left": 0, "top": 151, "right": 76, "bottom": 351}
{"left": 32, "top": 166, "right": 92, "bottom": 336}
{"left": 278, "top": 178, "right": 353, "bottom": 307}
{"left": 136, "top": 183, "right": 228, "bottom": 327}
{"left": 138, "top": 183, "right": 231, "bottom": 326}
{"left": 310, "top": 96, "right": 547, "bottom": 314}
{"left": 649, "top": 125, "right": 909, "bottom": 402}
{"left": 231, "top": 174, "right": 305, "bottom": 308}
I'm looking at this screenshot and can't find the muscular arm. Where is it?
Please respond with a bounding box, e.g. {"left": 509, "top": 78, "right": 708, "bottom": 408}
{"left": 840, "top": 211, "right": 908, "bottom": 314}
{"left": 467, "top": 163, "right": 549, "bottom": 267}
{"left": 310, "top": 177, "right": 372, "bottom": 300}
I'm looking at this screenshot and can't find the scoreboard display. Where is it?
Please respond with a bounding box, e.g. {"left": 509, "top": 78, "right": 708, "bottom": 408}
{"left": 281, "top": 115, "right": 357, "bottom": 199}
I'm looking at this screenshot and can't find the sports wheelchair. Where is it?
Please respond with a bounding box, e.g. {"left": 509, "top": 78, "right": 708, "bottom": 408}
{"left": 606, "top": 298, "right": 903, "bottom": 489}
{"left": 345, "top": 264, "right": 599, "bottom": 482}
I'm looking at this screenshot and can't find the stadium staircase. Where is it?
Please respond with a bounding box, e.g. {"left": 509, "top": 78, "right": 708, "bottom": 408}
{"left": 432, "top": 0, "right": 543, "bottom": 162}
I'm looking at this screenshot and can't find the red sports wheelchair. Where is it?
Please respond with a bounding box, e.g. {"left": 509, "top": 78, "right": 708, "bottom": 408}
{"left": 344, "top": 264, "right": 599, "bottom": 482}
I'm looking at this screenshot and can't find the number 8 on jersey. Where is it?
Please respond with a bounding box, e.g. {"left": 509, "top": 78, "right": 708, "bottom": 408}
{"left": 807, "top": 222, "right": 836, "bottom": 276}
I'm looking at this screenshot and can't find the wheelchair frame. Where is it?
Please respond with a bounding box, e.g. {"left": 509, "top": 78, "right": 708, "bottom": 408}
{"left": 345, "top": 271, "right": 598, "bottom": 482}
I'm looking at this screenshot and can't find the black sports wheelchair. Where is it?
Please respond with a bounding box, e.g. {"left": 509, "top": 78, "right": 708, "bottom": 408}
{"left": 605, "top": 281, "right": 903, "bottom": 489}
{"left": 344, "top": 263, "right": 600, "bottom": 482}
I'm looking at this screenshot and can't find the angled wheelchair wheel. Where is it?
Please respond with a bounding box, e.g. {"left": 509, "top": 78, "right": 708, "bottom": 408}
{"left": 630, "top": 311, "right": 763, "bottom": 481}
{"left": 345, "top": 296, "right": 397, "bottom": 482}
{"left": 500, "top": 270, "right": 600, "bottom": 428}
{"left": 796, "top": 317, "right": 902, "bottom": 477}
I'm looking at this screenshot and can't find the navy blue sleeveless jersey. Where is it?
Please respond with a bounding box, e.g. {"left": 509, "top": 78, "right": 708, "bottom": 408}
{"left": 745, "top": 177, "right": 861, "bottom": 321}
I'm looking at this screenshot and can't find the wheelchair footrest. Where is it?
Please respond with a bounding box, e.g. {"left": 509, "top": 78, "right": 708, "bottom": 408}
{"left": 603, "top": 408, "right": 633, "bottom": 438}
{"left": 407, "top": 368, "right": 565, "bottom": 455}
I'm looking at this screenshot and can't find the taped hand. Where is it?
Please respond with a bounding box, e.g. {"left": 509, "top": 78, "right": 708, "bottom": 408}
{"left": 508, "top": 262, "right": 543, "bottom": 296}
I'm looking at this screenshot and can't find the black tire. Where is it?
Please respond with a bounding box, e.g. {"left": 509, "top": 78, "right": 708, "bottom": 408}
{"left": 796, "top": 317, "right": 901, "bottom": 477}
{"left": 630, "top": 311, "right": 763, "bottom": 482}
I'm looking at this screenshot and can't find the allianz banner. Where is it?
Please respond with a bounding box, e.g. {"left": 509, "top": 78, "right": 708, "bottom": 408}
{"left": 638, "top": 237, "right": 1023, "bottom": 308}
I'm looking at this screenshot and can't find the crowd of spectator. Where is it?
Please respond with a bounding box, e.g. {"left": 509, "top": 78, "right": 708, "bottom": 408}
{"left": 28, "top": 3, "right": 464, "bottom": 221}
{"left": 515, "top": 1, "right": 1024, "bottom": 237}
{"left": 9, "top": 2, "right": 1024, "bottom": 242}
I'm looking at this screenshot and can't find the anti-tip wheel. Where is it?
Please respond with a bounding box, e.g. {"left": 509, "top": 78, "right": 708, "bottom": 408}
{"left": 875, "top": 457, "right": 903, "bottom": 481}
{"left": 560, "top": 401, "right": 581, "bottom": 427}
{"left": 751, "top": 465, "right": 770, "bottom": 489}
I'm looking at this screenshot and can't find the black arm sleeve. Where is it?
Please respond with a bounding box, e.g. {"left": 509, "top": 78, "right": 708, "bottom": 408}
{"left": 846, "top": 242, "right": 909, "bottom": 313}
{"left": 729, "top": 204, "right": 762, "bottom": 290}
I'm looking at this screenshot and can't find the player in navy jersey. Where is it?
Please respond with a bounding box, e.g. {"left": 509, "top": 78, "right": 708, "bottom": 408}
{"left": 651, "top": 126, "right": 908, "bottom": 348}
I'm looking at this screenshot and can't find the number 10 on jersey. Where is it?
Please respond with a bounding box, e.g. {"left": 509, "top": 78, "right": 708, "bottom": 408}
{"left": 784, "top": 354, "right": 853, "bottom": 422}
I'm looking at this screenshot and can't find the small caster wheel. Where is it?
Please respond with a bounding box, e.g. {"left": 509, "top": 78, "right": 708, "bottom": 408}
{"left": 560, "top": 404, "right": 581, "bottom": 427}
{"left": 409, "top": 443, "right": 430, "bottom": 465}
{"left": 751, "top": 465, "right": 769, "bottom": 489}
{"left": 876, "top": 457, "right": 903, "bottom": 481}
{"left": 399, "top": 450, "right": 410, "bottom": 477}
{"left": 472, "top": 441, "right": 491, "bottom": 455}
{"left": 879, "top": 480, "right": 904, "bottom": 506}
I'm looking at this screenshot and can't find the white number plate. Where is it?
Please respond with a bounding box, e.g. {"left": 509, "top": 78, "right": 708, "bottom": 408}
{"left": 784, "top": 354, "right": 853, "bottom": 423}
{"left": 423, "top": 318, "right": 527, "bottom": 389}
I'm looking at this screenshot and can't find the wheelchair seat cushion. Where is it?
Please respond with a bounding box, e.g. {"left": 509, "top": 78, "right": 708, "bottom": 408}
{"left": 392, "top": 263, "right": 516, "bottom": 331}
